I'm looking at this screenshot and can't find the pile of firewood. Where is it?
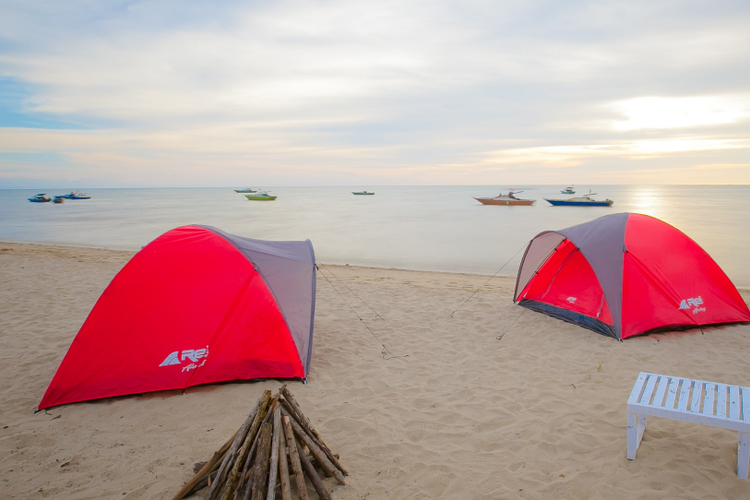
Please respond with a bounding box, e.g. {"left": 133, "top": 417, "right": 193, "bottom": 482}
{"left": 172, "top": 385, "right": 347, "bottom": 500}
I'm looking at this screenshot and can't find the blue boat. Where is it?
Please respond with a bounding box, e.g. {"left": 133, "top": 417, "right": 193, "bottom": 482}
{"left": 544, "top": 191, "right": 613, "bottom": 207}
{"left": 28, "top": 193, "right": 52, "bottom": 203}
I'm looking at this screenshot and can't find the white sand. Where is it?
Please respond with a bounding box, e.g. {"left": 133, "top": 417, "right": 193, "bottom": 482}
{"left": 1, "top": 242, "right": 749, "bottom": 499}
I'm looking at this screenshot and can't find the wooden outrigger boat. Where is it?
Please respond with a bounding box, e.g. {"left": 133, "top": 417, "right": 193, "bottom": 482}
{"left": 474, "top": 190, "right": 535, "bottom": 206}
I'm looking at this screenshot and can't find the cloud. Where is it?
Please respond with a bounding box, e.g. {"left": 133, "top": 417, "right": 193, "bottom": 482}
{"left": 1, "top": 0, "right": 750, "bottom": 186}
{"left": 480, "top": 138, "right": 750, "bottom": 165}
{"left": 610, "top": 95, "right": 750, "bottom": 130}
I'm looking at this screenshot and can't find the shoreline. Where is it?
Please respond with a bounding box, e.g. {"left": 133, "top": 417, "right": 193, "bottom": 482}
{"left": 0, "top": 238, "right": 524, "bottom": 278}
{"left": 1, "top": 242, "right": 749, "bottom": 499}
{"left": 3, "top": 240, "right": 747, "bottom": 293}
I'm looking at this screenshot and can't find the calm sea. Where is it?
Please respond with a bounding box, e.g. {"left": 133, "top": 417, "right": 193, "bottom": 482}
{"left": 2, "top": 185, "right": 749, "bottom": 287}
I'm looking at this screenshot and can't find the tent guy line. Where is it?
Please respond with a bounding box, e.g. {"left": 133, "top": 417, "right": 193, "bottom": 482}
{"left": 315, "top": 263, "right": 408, "bottom": 361}
{"left": 447, "top": 241, "right": 529, "bottom": 319}
{"left": 315, "top": 261, "right": 385, "bottom": 321}
{"left": 496, "top": 308, "right": 527, "bottom": 343}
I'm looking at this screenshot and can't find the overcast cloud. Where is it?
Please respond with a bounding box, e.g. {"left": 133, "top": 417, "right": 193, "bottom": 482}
{"left": 1, "top": 0, "right": 749, "bottom": 187}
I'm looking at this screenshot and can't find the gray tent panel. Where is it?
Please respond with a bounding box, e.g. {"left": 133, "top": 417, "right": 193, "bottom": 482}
{"left": 202, "top": 226, "right": 316, "bottom": 376}
{"left": 556, "top": 213, "right": 629, "bottom": 339}
{"left": 514, "top": 231, "right": 566, "bottom": 301}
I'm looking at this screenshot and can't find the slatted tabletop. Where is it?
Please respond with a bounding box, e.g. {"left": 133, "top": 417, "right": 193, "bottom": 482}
{"left": 627, "top": 372, "right": 750, "bottom": 431}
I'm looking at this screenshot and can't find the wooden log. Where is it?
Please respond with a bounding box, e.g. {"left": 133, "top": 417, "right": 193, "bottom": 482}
{"left": 278, "top": 421, "right": 292, "bottom": 500}
{"left": 278, "top": 396, "right": 348, "bottom": 477}
{"left": 296, "top": 441, "right": 332, "bottom": 500}
{"left": 171, "top": 428, "right": 239, "bottom": 500}
{"left": 249, "top": 422, "right": 273, "bottom": 500}
{"left": 207, "top": 391, "right": 270, "bottom": 499}
{"left": 277, "top": 399, "right": 318, "bottom": 446}
{"left": 182, "top": 469, "right": 218, "bottom": 499}
{"left": 266, "top": 405, "right": 282, "bottom": 500}
{"left": 238, "top": 394, "right": 280, "bottom": 500}
{"left": 234, "top": 398, "right": 279, "bottom": 496}
{"left": 238, "top": 469, "right": 254, "bottom": 500}
{"left": 208, "top": 390, "right": 272, "bottom": 500}
{"left": 308, "top": 453, "right": 341, "bottom": 469}
{"left": 221, "top": 396, "right": 276, "bottom": 500}
{"left": 281, "top": 408, "right": 346, "bottom": 485}
{"left": 236, "top": 440, "right": 255, "bottom": 497}
{"left": 279, "top": 387, "right": 326, "bottom": 447}
{"left": 223, "top": 434, "right": 254, "bottom": 500}
{"left": 282, "top": 416, "right": 309, "bottom": 500}
{"left": 279, "top": 384, "right": 340, "bottom": 464}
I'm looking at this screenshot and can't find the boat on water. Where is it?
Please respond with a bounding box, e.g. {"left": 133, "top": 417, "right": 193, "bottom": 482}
{"left": 234, "top": 188, "right": 257, "bottom": 193}
{"left": 245, "top": 192, "right": 277, "bottom": 201}
{"left": 58, "top": 191, "right": 91, "bottom": 199}
{"left": 560, "top": 185, "right": 575, "bottom": 194}
{"left": 352, "top": 191, "right": 374, "bottom": 195}
{"left": 28, "top": 193, "right": 52, "bottom": 203}
{"left": 544, "top": 191, "right": 613, "bottom": 207}
{"left": 474, "top": 190, "right": 535, "bottom": 206}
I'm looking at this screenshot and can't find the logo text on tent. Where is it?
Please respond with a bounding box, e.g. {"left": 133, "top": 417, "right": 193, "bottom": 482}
{"left": 679, "top": 296, "right": 706, "bottom": 314}
{"left": 567, "top": 297, "right": 577, "bottom": 303}
{"left": 159, "top": 346, "right": 209, "bottom": 372}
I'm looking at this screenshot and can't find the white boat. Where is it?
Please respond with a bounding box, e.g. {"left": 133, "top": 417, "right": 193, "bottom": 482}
{"left": 245, "top": 191, "right": 277, "bottom": 201}
{"left": 58, "top": 191, "right": 91, "bottom": 199}
{"left": 560, "top": 185, "right": 575, "bottom": 194}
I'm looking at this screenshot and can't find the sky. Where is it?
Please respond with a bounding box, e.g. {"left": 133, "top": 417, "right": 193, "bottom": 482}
{"left": 1, "top": 0, "right": 749, "bottom": 188}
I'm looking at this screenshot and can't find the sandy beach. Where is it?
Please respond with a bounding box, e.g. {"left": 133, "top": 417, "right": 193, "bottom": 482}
{"left": 2, "top": 242, "right": 749, "bottom": 499}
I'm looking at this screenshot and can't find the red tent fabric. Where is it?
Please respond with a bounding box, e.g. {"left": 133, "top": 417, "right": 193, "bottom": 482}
{"left": 40, "top": 225, "right": 316, "bottom": 409}
{"left": 514, "top": 213, "right": 750, "bottom": 340}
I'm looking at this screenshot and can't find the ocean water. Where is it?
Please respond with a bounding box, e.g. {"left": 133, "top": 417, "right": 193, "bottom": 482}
{"left": 2, "top": 185, "right": 750, "bottom": 287}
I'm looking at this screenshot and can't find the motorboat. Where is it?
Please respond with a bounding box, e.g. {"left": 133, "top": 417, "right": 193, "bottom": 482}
{"left": 544, "top": 191, "right": 613, "bottom": 207}
{"left": 234, "top": 188, "right": 257, "bottom": 193}
{"left": 58, "top": 191, "right": 91, "bottom": 199}
{"left": 245, "top": 192, "right": 277, "bottom": 201}
{"left": 28, "top": 193, "right": 52, "bottom": 203}
{"left": 352, "top": 191, "right": 374, "bottom": 195}
{"left": 474, "top": 190, "right": 535, "bottom": 206}
{"left": 560, "top": 185, "right": 576, "bottom": 194}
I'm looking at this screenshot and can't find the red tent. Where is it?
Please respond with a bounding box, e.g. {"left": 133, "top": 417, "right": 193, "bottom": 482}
{"left": 514, "top": 213, "right": 750, "bottom": 340}
{"left": 40, "top": 225, "right": 316, "bottom": 409}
